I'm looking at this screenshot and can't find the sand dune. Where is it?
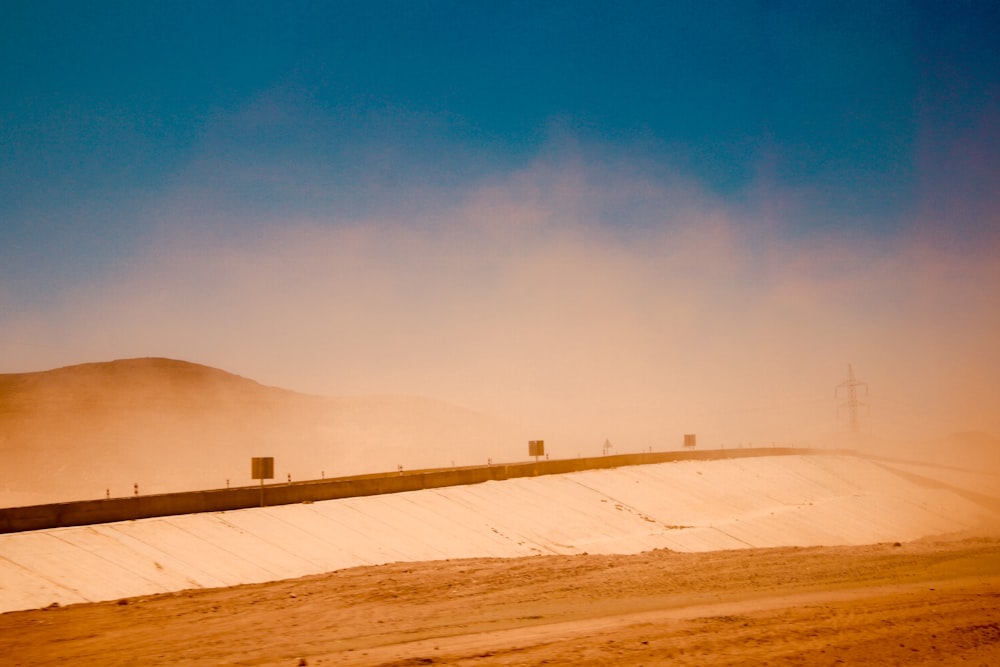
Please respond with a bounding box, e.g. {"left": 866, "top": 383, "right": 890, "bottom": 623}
{"left": 0, "top": 358, "right": 527, "bottom": 506}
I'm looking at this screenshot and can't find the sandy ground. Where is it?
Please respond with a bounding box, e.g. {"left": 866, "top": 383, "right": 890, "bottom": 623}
{"left": 3, "top": 535, "right": 999, "bottom": 666}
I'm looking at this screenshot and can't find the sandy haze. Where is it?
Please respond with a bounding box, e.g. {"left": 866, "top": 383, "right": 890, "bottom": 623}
{"left": 3, "top": 157, "right": 998, "bottom": 450}
{"left": 2, "top": 356, "right": 998, "bottom": 507}
{"left": 0, "top": 358, "right": 527, "bottom": 506}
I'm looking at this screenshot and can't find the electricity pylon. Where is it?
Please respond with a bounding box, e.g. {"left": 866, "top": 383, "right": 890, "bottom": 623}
{"left": 835, "top": 364, "right": 868, "bottom": 438}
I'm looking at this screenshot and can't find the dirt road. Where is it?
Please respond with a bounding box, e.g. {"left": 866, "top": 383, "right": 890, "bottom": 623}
{"left": 3, "top": 536, "right": 999, "bottom": 666}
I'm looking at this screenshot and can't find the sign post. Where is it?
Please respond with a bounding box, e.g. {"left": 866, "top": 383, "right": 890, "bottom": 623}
{"left": 251, "top": 456, "right": 274, "bottom": 507}
{"left": 528, "top": 440, "right": 544, "bottom": 462}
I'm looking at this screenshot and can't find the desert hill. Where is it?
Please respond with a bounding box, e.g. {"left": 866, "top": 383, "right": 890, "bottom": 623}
{"left": 0, "top": 358, "right": 528, "bottom": 506}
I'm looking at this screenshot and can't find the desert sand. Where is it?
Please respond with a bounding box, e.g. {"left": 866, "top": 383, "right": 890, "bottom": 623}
{"left": 3, "top": 535, "right": 998, "bottom": 666}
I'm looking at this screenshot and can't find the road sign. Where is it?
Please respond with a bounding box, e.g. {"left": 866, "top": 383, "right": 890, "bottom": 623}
{"left": 251, "top": 457, "right": 274, "bottom": 480}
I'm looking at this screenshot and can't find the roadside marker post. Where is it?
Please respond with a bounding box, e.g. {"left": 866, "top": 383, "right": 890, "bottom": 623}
{"left": 251, "top": 457, "right": 275, "bottom": 507}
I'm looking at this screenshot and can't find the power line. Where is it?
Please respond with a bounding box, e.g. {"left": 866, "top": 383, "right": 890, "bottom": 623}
{"left": 835, "top": 364, "right": 869, "bottom": 437}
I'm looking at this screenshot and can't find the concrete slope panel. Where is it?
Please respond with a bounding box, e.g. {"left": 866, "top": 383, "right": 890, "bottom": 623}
{"left": 0, "top": 554, "right": 91, "bottom": 610}
{"left": 2, "top": 454, "right": 997, "bottom": 614}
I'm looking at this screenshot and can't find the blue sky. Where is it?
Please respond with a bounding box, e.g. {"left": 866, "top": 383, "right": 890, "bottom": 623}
{"left": 2, "top": 2, "right": 998, "bottom": 445}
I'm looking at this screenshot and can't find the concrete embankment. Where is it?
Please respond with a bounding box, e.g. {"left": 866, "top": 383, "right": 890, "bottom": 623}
{"left": 0, "top": 447, "right": 818, "bottom": 533}
{"left": 1, "top": 452, "right": 997, "bottom": 613}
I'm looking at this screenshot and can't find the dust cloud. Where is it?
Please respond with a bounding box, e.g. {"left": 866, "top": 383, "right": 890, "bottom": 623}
{"left": 2, "top": 154, "right": 998, "bottom": 459}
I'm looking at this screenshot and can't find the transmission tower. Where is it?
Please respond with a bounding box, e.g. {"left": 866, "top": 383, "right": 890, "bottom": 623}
{"left": 835, "top": 364, "right": 868, "bottom": 438}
